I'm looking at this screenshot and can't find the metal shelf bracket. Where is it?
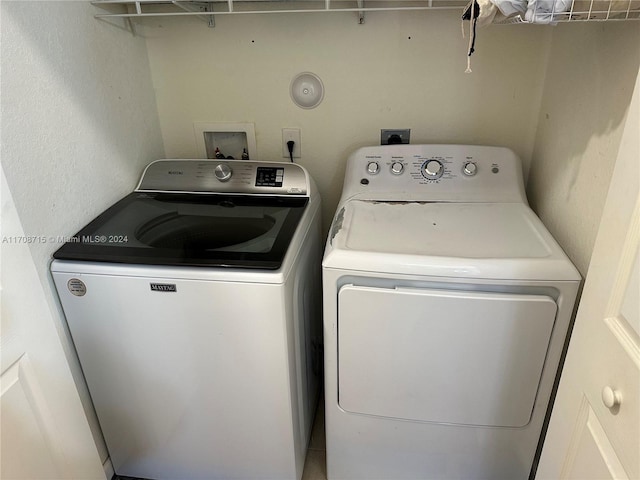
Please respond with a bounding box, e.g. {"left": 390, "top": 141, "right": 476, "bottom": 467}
{"left": 173, "top": 1, "right": 215, "bottom": 27}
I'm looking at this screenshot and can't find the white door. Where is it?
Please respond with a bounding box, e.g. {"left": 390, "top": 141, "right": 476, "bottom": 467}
{"left": 535, "top": 72, "right": 640, "bottom": 479}
{"left": 338, "top": 285, "right": 557, "bottom": 427}
{"left": 1, "top": 171, "right": 105, "bottom": 480}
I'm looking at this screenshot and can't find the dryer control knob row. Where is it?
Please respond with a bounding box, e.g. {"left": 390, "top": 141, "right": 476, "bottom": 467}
{"left": 463, "top": 162, "right": 477, "bottom": 176}
{"left": 215, "top": 163, "right": 233, "bottom": 182}
{"left": 391, "top": 162, "right": 404, "bottom": 175}
{"left": 367, "top": 161, "right": 380, "bottom": 175}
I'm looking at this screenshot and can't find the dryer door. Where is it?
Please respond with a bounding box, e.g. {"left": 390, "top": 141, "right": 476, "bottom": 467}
{"left": 337, "top": 285, "right": 557, "bottom": 428}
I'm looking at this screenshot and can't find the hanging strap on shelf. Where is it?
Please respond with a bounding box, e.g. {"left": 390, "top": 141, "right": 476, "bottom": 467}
{"left": 462, "top": 0, "right": 479, "bottom": 73}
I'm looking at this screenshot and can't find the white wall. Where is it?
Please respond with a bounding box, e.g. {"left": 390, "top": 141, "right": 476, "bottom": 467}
{"left": 527, "top": 22, "right": 640, "bottom": 276}
{"left": 144, "top": 9, "right": 552, "bottom": 228}
{"left": 1, "top": 1, "right": 164, "bottom": 463}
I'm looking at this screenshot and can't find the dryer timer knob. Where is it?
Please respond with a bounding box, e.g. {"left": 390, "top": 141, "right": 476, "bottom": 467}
{"left": 463, "top": 162, "right": 477, "bottom": 176}
{"left": 215, "top": 163, "right": 232, "bottom": 182}
{"left": 422, "top": 160, "right": 443, "bottom": 179}
{"left": 367, "top": 162, "right": 380, "bottom": 175}
{"left": 391, "top": 162, "right": 404, "bottom": 175}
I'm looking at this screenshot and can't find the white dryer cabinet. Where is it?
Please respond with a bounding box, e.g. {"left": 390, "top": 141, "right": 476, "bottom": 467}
{"left": 322, "top": 145, "right": 581, "bottom": 480}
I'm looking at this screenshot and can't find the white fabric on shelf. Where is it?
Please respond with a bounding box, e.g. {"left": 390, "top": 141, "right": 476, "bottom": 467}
{"left": 476, "top": 0, "right": 501, "bottom": 26}
{"left": 490, "top": 0, "right": 572, "bottom": 23}
{"left": 491, "top": 0, "right": 527, "bottom": 17}
{"left": 525, "top": 0, "right": 573, "bottom": 23}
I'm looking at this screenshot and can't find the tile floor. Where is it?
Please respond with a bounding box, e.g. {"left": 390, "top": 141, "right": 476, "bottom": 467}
{"left": 302, "top": 394, "right": 327, "bottom": 480}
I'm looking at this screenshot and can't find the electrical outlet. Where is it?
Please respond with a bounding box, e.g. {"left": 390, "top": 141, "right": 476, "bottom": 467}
{"left": 282, "top": 128, "right": 301, "bottom": 159}
{"left": 381, "top": 129, "right": 411, "bottom": 145}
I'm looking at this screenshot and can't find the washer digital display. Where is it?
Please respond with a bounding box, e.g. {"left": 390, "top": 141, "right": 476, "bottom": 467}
{"left": 256, "top": 167, "right": 284, "bottom": 187}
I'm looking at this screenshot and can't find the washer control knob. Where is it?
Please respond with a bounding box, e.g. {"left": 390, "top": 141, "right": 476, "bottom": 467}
{"left": 214, "top": 163, "right": 233, "bottom": 182}
{"left": 463, "top": 162, "right": 477, "bottom": 176}
{"left": 367, "top": 161, "right": 380, "bottom": 175}
{"left": 422, "top": 160, "right": 443, "bottom": 179}
{"left": 391, "top": 162, "right": 404, "bottom": 175}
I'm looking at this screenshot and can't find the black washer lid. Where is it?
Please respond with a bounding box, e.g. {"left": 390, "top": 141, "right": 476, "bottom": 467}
{"left": 53, "top": 192, "right": 308, "bottom": 269}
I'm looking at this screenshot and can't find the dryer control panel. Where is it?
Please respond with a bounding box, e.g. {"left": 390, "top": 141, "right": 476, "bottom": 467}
{"left": 136, "top": 160, "right": 309, "bottom": 196}
{"left": 341, "top": 144, "right": 527, "bottom": 204}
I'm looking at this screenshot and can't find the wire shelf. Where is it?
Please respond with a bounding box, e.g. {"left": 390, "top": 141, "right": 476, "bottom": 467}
{"left": 91, "top": 0, "right": 640, "bottom": 26}
{"left": 496, "top": 0, "right": 640, "bottom": 23}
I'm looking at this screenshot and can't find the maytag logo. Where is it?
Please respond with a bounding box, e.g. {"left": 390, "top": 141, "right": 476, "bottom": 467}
{"left": 150, "top": 283, "right": 177, "bottom": 292}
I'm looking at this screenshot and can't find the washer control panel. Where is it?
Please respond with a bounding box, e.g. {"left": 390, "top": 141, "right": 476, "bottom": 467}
{"left": 346, "top": 144, "right": 526, "bottom": 203}
{"left": 137, "top": 160, "right": 308, "bottom": 195}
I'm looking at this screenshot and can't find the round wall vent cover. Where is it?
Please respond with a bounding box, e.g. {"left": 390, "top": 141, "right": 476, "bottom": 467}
{"left": 290, "top": 72, "right": 324, "bottom": 109}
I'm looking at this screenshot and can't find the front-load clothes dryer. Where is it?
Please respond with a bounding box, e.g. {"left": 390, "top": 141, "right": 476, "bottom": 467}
{"left": 51, "top": 160, "right": 322, "bottom": 480}
{"left": 322, "top": 145, "right": 580, "bottom": 480}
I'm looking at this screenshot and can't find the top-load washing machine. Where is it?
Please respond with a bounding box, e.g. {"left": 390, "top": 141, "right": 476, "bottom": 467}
{"left": 51, "top": 159, "right": 322, "bottom": 480}
{"left": 323, "top": 145, "right": 580, "bottom": 480}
